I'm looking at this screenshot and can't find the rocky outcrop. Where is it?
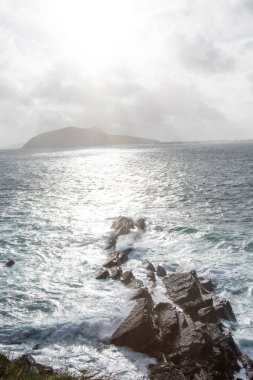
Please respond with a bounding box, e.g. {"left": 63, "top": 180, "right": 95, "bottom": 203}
{"left": 5, "top": 259, "right": 15, "bottom": 267}
{"left": 110, "top": 269, "right": 253, "bottom": 379}
{"left": 106, "top": 216, "right": 146, "bottom": 249}
{"left": 97, "top": 217, "right": 253, "bottom": 379}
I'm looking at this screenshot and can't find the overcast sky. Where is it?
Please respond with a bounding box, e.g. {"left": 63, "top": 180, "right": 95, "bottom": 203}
{"left": 0, "top": 0, "right": 253, "bottom": 147}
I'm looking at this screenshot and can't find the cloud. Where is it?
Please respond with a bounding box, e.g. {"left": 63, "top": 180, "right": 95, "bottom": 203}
{"left": 0, "top": 0, "right": 253, "bottom": 147}
{"left": 177, "top": 35, "right": 235, "bottom": 73}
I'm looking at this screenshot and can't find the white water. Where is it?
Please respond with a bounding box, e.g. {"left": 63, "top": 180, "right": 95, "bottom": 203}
{"left": 0, "top": 143, "right": 253, "bottom": 378}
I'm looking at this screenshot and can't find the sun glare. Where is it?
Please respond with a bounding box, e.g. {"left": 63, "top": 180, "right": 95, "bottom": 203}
{"left": 42, "top": 0, "right": 140, "bottom": 76}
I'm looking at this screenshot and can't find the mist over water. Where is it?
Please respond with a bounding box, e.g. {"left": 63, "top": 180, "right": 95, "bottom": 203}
{"left": 0, "top": 142, "right": 253, "bottom": 379}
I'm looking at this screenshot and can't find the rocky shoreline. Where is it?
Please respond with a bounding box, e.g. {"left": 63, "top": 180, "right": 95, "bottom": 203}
{"left": 96, "top": 216, "right": 253, "bottom": 380}
{"left": 2, "top": 216, "right": 253, "bottom": 379}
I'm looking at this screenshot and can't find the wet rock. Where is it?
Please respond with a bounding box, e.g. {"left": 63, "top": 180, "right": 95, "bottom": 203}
{"left": 118, "top": 250, "right": 129, "bottom": 262}
{"left": 197, "top": 306, "right": 218, "bottom": 323}
{"left": 104, "top": 252, "right": 120, "bottom": 268}
{"left": 153, "top": 303, "right": 179, "bottom": 348}
{"left": 96, "top": 267, "right": 109, "bottom": 280}
{"left": 150, "top": 361, "right": 186, "bottom": 380}
{"left": 164, "top": 272, "right": 202, "bottom": 307}
{"left": 157, "top": 265, "right": 167, "bottom": 277}
{"left": 200, "top": 277, "right": 214, "bottom": 293}
{"left": 110, "top": 266, "right": 122, "bottom": 280}
{"left": 129, "top": 278, "right": 144, "bottom": 289}
{"left": 213, "top": 296, "right": 237, "bottom": 322}
{"left": 106, "top": 216, "right": 135, "bottom": 249}
{"left": 136, "top": 218, "right": 146, "bottom": 231}
{"left": 143, "top": 260, "right": 156, "bottom": 272}
{"left": 5, "top": 259, "right": 15, "bottom": 267}
{"left": 240, "top": 354, "right": 253, "bottom": 380}
{"left": 131, "top": 287, "right": 151, "bottom": 300}
{"left": 111, "top": 269, "right": 246, "bottom": 379}
{"left": 121, "top": 270, "right": 135, "bottom": 285}
{"left": 111, "top": 296, "right": 157, "bottom": 354}
{"left": 147, "top": 271, "right": 156, "bottom": 283}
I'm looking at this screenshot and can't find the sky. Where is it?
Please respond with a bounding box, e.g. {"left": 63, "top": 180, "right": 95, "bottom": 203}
{"left": 0, "top": 0, "right": 253, "bottom": 147}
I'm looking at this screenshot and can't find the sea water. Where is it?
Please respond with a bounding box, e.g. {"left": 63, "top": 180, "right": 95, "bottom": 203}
{"left": 0, "top": 142, "right": 253, "bottom": 379}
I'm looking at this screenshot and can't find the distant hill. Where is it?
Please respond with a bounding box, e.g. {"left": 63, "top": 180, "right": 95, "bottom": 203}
{"left": 23, "top": 127, "right": 159, "bottom": 149}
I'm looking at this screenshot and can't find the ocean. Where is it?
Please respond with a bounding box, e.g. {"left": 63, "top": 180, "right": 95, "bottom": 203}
{"left": 0, "top": 142, "right": 253, "bottom": 379}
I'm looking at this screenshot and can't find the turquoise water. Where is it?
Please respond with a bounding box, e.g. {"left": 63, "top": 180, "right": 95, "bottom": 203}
{"left": 0, "top": 142, "right": 253, "bottom": 378}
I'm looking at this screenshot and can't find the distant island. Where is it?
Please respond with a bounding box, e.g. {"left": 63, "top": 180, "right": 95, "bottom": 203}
{"left": 23, "top": 126, "right": 159, "bottom": 149}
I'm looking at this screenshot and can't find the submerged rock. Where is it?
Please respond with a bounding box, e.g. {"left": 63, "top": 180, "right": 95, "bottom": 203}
{"left": 5, "top": 259, "right": 15, "bottom": 267}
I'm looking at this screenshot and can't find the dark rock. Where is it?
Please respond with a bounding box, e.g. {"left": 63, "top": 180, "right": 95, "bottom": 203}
{"left": 110, "top": 266, "right": 122, "bottom": 280}
{"left": 96, "top": 267, "right": 109, "bottom": 280}
{"left": 198, "top": 306, "right": 218, "bottom": 323}
{"left": 213, "top": 296, "right": 237, "bottom": 322}
{"left": 147, "top": 271, "right": 156, "bottom": 283}
{"left": 240, "top": 354, "right": 253, "bottom": 380}
{"left": 136, "top": 218, "right": 146, "bottom": 231}
{"left": 157, "top": 265, "right": 167, "bottom": 277}
{"left": 118, "top": 251, "right": 129, "bottom": 264}
{"left": 143, "top": 260, "right": 156, "bottom": 272}
{"left": 164, "top": 272, "right": 202, "bottom": 307}
{"left": 150, "top": 361, "right": 186, "bottom": 380}
{"left": 5, "top": 259, "right": 15, "bottom": 267}
{"left": 107, "top": 216, "right": 135, "bottom": 249}
{"left": 104, "top": 252, "right": 119, "bottom": 268}
{"left": 153, "top": 303, "right": 179, "bottom": 348}
{"left": 131, "top": 287, "right": 151, "bottom": 300}
{"left": 110, "top": 265, "right": 245, "bottom": 380}
{"left": 129, "top": 278, "right": 144, "bottom": 289}
{"left": 200, "top": 278, "right": 214, "bottom": 293}
{"left": 121, "top": 270, "right": 135, "bottom": 285}
{"left": 111, "top": 296, "right": 157, "bottom": 354}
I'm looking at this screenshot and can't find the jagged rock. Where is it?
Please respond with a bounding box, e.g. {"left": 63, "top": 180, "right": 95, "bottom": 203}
{"left": 164, "top": 272, "right": 202, "bottom": 307}
{"left": 213, "top": 296, "right": 236, "bottom": 322}
{"left": 104, "top": 252, "right": 120, "bottom": 268}
{"left": 106, "top": 216, "right": 135, "bottom": 249}
{"left": 143, "top": 260, "right": 156, "bottom": 272}
{"left": 129, "top": 278, "right": 144, "bottom": 289}
{"left": 157, "top": 265, "right": 167, "bottom": 277}
{"left": 110, "top": 266, "right": 122, "bottom": 280}
{"left": 200, "top": 277, "right": 214, "bottom": 293}
{"left": 5, "top": 259, "right": 15, "bottom": 267}
{"left": 111, "top": 296, "right": 157, "bottom": 354}
{"left": 153, "top": 303, "right": 179, "bottom": 348}
{"left": 240, "top": 354, "right": 253, "bottom": 380}
{"left": 111, "top": 270, "right": 247, "bottom": 380}
{"left": 136, "top": 218, "right": 146, "bottom": 231}
{"left": 121, "top": 270, "right": 135, "bottom": 285}
{"left": 131, "top": 287, "right": 151, "bottom": 300}
{"left": 118, "top": 250, "right": 129, "bottom": 263}
{"left": 150, "top": 361, "right": 186, "bottom": 380}
{"left": 197, "top": 305, "right": 217, "bottom": 323}
{"left": 96, "top": 267, "right": 109, "bottom": 280}
{"left": 147, "top": 271, "right": 156, "bottom": 283}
